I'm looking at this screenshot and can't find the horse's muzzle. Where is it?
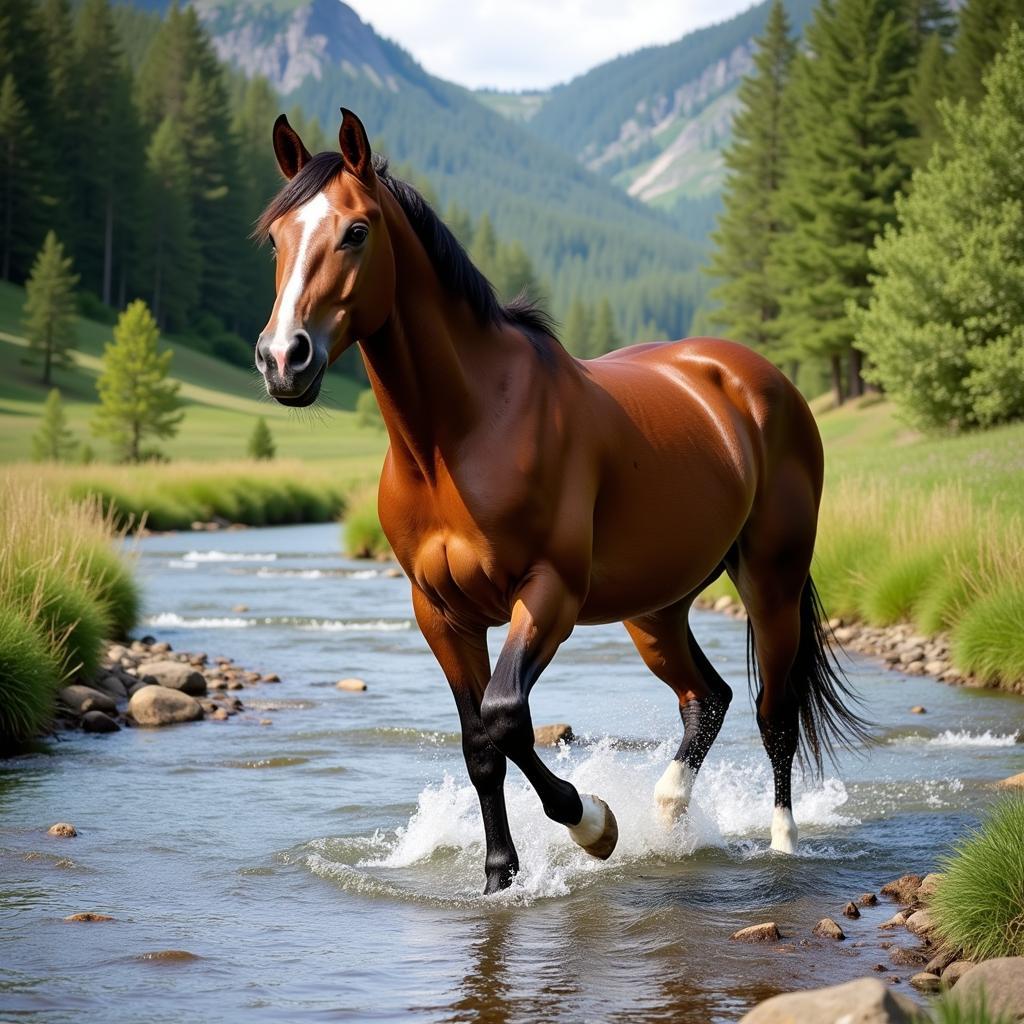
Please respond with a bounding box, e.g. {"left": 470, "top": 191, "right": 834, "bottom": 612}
{"left": 255, "top": 329, "right": 327, "bottom": 407}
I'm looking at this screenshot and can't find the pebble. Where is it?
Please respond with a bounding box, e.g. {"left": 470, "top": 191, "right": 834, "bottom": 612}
{"left": 730, "top": 922, "right": 782, "bottom": 943}
{"left": 65, "top": 912, "right": 114, "bottom": 922}
{"left": 812, "top": 918, "right": 845, "bottom": 940}
{"left": 337, "top": 678, "right": 368, "bottom": 692}
{"left": 48, "top": 823, "right": 77, "bottom": 838}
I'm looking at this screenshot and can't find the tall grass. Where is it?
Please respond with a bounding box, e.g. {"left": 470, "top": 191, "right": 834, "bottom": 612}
{"left": 928, "top": 993, "right": 1013, "bottom": 1024}
{"left": 3, "top": 461, "right": 353, "bottom": 532}
{"left": 930, "top": 797, "right": 1024, "bottom": 962}
{"left": 343, "top": 484, "right": 391, "bottom": 559}
{"left": 0, "top": 480, "right": 138, "bottom": 749}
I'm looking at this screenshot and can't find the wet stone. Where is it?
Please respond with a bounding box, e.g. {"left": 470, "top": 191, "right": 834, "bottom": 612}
{"left": 65, "top": 912, "right": 114, "bottom": 922}
{"left": 812, "top": 918, "right": 845, "bottom": 940}
{"left": 881, "top": 875, "right": 923, "bottom": 905}
{"left": 48, "top": 822, "right": 77, "bottom": 838}
{"left": 858, "top": 892, "right": 879, "bottom": 907}
{"left": 534, "top": 723, "right": 574, "bottom": 746}
{"left": 81, "top": 710, "right": 120, "bottom": 733}
{"left": 336, "top": 678, "right": 367, "bottom": 692}
{"left": 843, "top": 901, "right": 861, "bottom": 919}
{"left": 910, "top": 973, "right": 940, "bottom": 993}
{"left": 730, "top": 922, "right": 782, "bottom": 944}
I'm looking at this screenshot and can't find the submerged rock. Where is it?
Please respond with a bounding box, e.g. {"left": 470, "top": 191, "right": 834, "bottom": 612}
{"left": 128, "top": 686, "right": 203, "bottom": 727}
{"left": 65, "top": 912, "right": 114, "bottom": 922}
{"left": 952, "top": 958, "right": 1024, "bottom": 1019}
{"left": 730, "top": 922, "right": 782, "bottom": 944}
{"left": 534, "top": 723, "right": 574, "bottom": 746}
{"left": 136, "top": 950, "right": 200, "bottom": 962}
{"left": 48, "top": 822, "right": 77, "bottom": 838}
{"left": 141, "top": 660, "right": 207, "bottom": 696}
{"left": 813, "top": 917, "right": 845, "bottom": 940}
{"left": 336, "top": 677, "right": 367, "bottom": 692}
{"left": 740, "top": 977, "right": 916, "bottom": 1023}
{"left": 81, "top": 710, "right": 120, "bottom": 733}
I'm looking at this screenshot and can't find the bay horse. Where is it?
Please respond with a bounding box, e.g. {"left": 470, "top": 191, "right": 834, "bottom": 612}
{"left": 255, "top": 110, "right": 868, "bottom": 893}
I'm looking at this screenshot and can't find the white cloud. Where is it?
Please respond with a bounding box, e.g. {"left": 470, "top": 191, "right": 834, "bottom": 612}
{"left": 344, "top": 0, "right": 759, "bottom": 91}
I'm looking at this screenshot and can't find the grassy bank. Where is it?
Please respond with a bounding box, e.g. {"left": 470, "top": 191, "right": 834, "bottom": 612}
{"left": 342, "top": 485, "right": 391, "bottom": 558}
{"left": 0, "top": 480, "right": 138, "bottom": 750}
{"left": 703, "top": 399, "right": 1024, "bottom": 690}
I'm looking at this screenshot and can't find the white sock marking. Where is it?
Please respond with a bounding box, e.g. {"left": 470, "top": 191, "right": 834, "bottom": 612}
{"left": 654, "top": 760, "right": 694, "bottom": 826}
{"left": 568, "top": 794, "right": 607, "bottom": 847}
{"left": 771, "top": 806, "right": 798, "bottom": 854}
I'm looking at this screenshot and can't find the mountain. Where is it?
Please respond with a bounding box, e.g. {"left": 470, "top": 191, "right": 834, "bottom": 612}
{"left": 115, "top": 0, "right": 707, "bottom": 341}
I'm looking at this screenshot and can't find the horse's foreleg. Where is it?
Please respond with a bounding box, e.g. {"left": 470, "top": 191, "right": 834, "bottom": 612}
{"left": 412, "top": 589, "right": 518, "bottom": 893}
{"left": 479, "top": 566, "right": 618, "bottom": 861}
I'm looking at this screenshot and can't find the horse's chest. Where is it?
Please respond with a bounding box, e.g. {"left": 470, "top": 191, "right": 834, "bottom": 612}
{"left": 410, "top": 531, "right": 512, "bottom": 624}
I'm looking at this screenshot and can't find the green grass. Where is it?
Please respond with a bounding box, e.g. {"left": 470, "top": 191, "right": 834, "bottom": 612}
{"left": 926, "top": 993, "right": 1013, "bottom": 1024}
{"left": 0, "top": 603, "right": 63, "bottom": 753}
{"left": 930, "top": 797, "right": 1024, "bottom": 962}
{"left": 343, "top": 485, "right": 390, "bottom": 559}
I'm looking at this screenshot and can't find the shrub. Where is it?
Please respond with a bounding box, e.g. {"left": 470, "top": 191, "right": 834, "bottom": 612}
{"left": 343, "top": 486, "right": 390, "bottom": 559}
{"left": 0, "top": 604, "right": 64, "bottom": 751}
{"left": 355, "top": 388, "right": 384, "bottom": 431}
{"left": 952, "top": 585, "right": 1024, "bottom": 687}
{"left": 930, "top": 797, "right": 1024, "bottom": 962}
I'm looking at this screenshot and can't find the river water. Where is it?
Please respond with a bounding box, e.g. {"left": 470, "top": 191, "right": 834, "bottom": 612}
{"left": 2, "top": 522, "right": 1023, "bottom": 1023}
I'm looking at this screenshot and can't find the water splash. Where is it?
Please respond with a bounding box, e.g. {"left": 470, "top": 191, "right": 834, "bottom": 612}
{"left": 927, "top": 729, "right": 1019, "bottom": 747}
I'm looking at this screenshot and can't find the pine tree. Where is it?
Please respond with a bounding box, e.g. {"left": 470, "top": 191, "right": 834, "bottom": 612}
{"left": 92, "top": 299, "right": 183, "bottom": 462}
{"left": 905, "top": 32, "right": 952, "bottom": 167}
{"left": 856, "top": 26, "right": 1024, "bottom": 429}
{"left": 589, "top": 298, "right": 620, "bottom": 356}
{"left": 23, "top": 231, "right": 78, "bottom": 386}
{"left": 951, "top": 0, "right": 1024, "bottom": 105}
{"left": 0, "top": 73, "right": 32, "bottom": 282}
{"left": 31, "top": 388, "right": 78, "bottom": 462}
{"left": 493, "top": 241, "right": 543, "bottom": 303}
{"left": 142, "top": 116, "right": 199, "bottom": 328}
{"left": 708, "top": 0, "right": 797, "bottom": 360}
{"left": 562, "top": 298, "right": 592, "bottom": 357}
{"left": 444, "top": 202, "right": 473, "bottom": 247}
{"left": 471, "top": 214, "right": 498, "bottom": 281}
{"left": 247, "top": 417, "right": 275, "bottom": 460}
{"left": 774, "top": 0, "right": 916, "bottom": 404}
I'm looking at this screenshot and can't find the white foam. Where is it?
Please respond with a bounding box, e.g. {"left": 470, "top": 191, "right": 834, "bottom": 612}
{"left": 181, "top": 550, "right": 278, "bottom": 563}
{"left": 928, "top": 730, "right": 1019, "bottom": 747}
{"left": 353, "top": 740, "right": 857, "bottom": 903}
{"left": 298, "top": 619, "right": 411, "bottom": 632}
{"left": 145, "top": 612, "right": 252, "bottom": 629}
{"left": 256, "top": 568, "right": 326, "bottom": 579}
{"left": 167, "top": 560, "right": 198, "bottom": 570}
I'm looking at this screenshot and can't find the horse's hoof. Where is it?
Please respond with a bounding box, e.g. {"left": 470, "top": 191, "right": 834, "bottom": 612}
{"left": 568, "top": 794, "right": 618, "bottom": 860}
{"left": 653, "top": 760, "right": 693, "bottom": 827}
{"left": 770, "top": 806, "right": 798, "bottom": 854}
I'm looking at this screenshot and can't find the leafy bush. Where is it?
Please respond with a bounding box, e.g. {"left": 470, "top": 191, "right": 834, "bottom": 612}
{"left": 931, "top": 797, "right": 1024, "bottom": 961}
{"left": 355, "top": 388, "right": 384, "bottom": 431}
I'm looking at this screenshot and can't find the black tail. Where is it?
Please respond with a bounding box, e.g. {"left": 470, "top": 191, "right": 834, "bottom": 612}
{"left": 747, "top": 577, "right": 872, "bottom": 776}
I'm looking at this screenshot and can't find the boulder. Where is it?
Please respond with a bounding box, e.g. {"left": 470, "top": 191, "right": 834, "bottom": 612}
{"left": 881, "top": 874, "right": 923, "bottom": 904}
{"left": 58, "top": 685, "right": 117, "bottom": 716}
{"left": 65, "top": 912, "right": 114, "bottom": 922}
{"left": 952, "top": 957, "right": 1024, "bottom": 1019}
{"left": 997, "top": 772, "right": 1024, "bottom": 790}
{"left": 813, "top": 917, "right": 846, "bottom": 940}
{"left": 90, "top": 673, "right": 128, "bottom": 701}
{"left": 942, "top": 961, "right": 975, "bottom": 987}
{"left": 81, "top": 711, "right": 120, "bottom": 733}
{"left": 880, "top": 911, "right": 910, "bottom": 930}
{"left": 730, "top": 922, "right": 782, "bottom": 943}
{"left": 149, "top": 641, "right": 171, "bottom": 654}
{"left": 858, "top": 893, "right": 879, "bottom": 906}
{"left": 917, "top": 873, "right": 944, "bottom": 901}
{"left": 336, "top": 677, "right": 367, "bottom": 692}
{"left": 534, "top": 723, "right": 574, "bottom": 746}
{"left": 739, "top": 977, "right": 916, "bottom": 1023}
{"left": 910, "top": 973, "right": 940, "bottom": 993}
{"left": 844, "top": 901, "right": 862, "bottom": 919}
{"left": 925, "top": 948, "right": 958, "bottom": 975}
{"left": 141, "top": 660, "right": 206, "bottom": 696}
{"left": 906, "top": 909, "right": 937, "bottom": 936}
{"left": 48, "top": 822, "right": 77, "bottom": 838}
{"left": 128, "top": 685, "right": 203, "bottom": 727}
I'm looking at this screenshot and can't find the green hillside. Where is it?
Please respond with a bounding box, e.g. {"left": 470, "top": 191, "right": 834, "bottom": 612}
{"left": 0, "top": 282, "right": 386, "bottom": 469}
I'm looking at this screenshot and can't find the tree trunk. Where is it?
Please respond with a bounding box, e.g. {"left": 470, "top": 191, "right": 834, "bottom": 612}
{"left": 830, "top": 353, "right": 845, "bottom": 407}
{"left": 848, "top": 347, "right": 865, "bottom": 399}
{"left": 102, "top": 192, "right": 113, "bottom": 306}
{"left": 130, "top": 419, "right": 140, "bottom": 463}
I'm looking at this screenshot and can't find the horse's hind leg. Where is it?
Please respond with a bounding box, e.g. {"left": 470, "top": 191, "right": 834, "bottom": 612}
{"left": 625, "top": 601, "right": 732, "bottom": 825}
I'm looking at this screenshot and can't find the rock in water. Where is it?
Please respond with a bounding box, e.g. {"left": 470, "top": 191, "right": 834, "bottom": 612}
{"left": 813, "top": 918, "right": 846, "bottom": 940}
{"left": 65, "top": 912, "right": 114, "bottom": 922}
{"left": 140, "top": 660, "right": 207, "bottom": 696}
{"left": 952, "top": 958, "right": 1024, "bottom": 1019}
{"left": 730, "top": 922, "right": 782, "bottom": 943}
{"left": 917, "top": 873, "right": 944, "bottom": 901}
{"left": 880, "top": 874, "right": 923, "bottom": 904}
{"left": 336, "top": 678, "right": 367, "bottom": 692}
{"left": 910, "top": 973, "right": 940, "bottom": 993}
{"left": 81, "top": 711, "right": 120, "bottom": 733}
{"left": 858, "top": 893, "right": 879, "bottom": 907}
{"left": 905, "top": 909, "right": 936, "bottom": 936}
{"left": 534, "top": 723, "right": 574, "bottom": 746}
{"left": 58, "top": 685, "right": 117, "bottom": 716}
{"left": 128, "top": 686, "right": 203, "bottom": 727}
{"left": 844, "top": 901, "right": 862, "bottom": 919}
{"left": 942, "top": 961, "right": 975, "bottom": 987}
{"left": 48, "top": 822, "right": 77, "bottom": 838}
{"left": 996, "top": 771, "right": 1024, "bottom": 789}
{"left": 740, "top": 977, "right": 917, "bottom": 1023}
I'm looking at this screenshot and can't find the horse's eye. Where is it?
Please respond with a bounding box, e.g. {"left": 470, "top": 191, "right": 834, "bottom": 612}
{"left": 342, "top": 224, "right": 368, "bottom": 249}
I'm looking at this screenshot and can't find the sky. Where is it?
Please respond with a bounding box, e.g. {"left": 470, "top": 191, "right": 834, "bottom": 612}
{"left": 344, "top": 0, "right": 760, "bottom": 92}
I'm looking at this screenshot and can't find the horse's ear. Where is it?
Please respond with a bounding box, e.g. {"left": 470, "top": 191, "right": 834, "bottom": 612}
{"left": 339, "top": 108, "right": 373, "bottom": 184}
{"left": 273, "top": 114, "right": 311, "bottom": 180}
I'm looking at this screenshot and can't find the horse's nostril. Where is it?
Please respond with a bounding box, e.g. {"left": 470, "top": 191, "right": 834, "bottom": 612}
{"left": 287, "top": 330, "right": 314, "bottom": 373}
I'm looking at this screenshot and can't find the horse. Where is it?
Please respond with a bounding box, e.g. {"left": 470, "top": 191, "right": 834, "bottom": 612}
{"left": 254, "top": 109, "right": 869, "bottom": 894}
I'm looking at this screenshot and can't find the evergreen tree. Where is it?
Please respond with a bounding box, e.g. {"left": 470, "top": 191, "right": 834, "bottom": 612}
{"left": 589, "top": 298, "right": 620, "bottom": 356}
{"left": 23, "top": 231, "right": 78, "bottom": 385}
{"left": 247, "top": 416, "right": 275, "bottom": 460}
{"left": 444, "top": 202, "right": 473, "bottom": 248}
{"left": 493, "top": 241, "right": 543, "bottom": 303}
{"left": 856, "top": 27, "right": 1024, "bottom": 429}
{"left": 470, "top": 214, "right": 498, "bottom": 281}
{"left": 93, "top": 299, "right": 183, "bottom": 462}
{"left": 774, "top": 0, "right": 916, "bottom": 404}
{"left": 141, "top": 116, "right": 199, "bottom": 328}
{"left": 905, "top": 32, "right": 952, "bottom": 167}
{"left": 951, "top": 0, "right": 1024, "bottom": 105}
{"left": 708, "top": 0, "right": 797, "bottom": 360}
{"left": 562, "top": 298, "right": 592, "bottom": 357}
{"left": 0, "top": 73, "right": 32, "bottom": 282}
{"left": 31, "top": 388, "right": 78, "bottom": 461}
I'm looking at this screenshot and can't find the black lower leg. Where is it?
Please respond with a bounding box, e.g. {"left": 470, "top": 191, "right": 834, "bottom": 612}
{"left": 675, "top": 688, "right": 732, "bottom": 774}
{"left": 757, "top": 698, "right": 800, "bottom": 809}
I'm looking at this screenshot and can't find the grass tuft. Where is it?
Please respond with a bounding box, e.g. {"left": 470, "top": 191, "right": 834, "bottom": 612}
{"left": 952, "top": 585, "right": 1024, "bottom": 687}
{"left": 927, "top": 991, "right": 1013, "bottom": 1024}
{"left": 930, "top": 797, "right": 1024, "bottom": 962}
{"left": 343, "top": 486, "right": 391, "bottom": 559}
{"left": 0, "top": 603, "right": 64, "bottom": 751}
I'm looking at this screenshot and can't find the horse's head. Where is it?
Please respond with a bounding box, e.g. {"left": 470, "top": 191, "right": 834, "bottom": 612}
{"left": 255, "top": 109, "right": 395, "bottom": 407}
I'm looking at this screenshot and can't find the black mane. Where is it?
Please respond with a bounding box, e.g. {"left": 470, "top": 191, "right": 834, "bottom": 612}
{"left": 255, "top": 153, "right": 557, "bottom": 342}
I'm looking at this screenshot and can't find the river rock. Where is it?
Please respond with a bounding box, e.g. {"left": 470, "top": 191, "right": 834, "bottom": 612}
{"left": 906, "top": 909, "right": 937, "bottom": 936}
{"left": 141, "top": 661, "right": 206, "bottom": 696}
{"left": 739, "top": 977, "right": 916, "bottom": 1023}
{"left": 149, "top": 641, "right": 171, "bottom": 654}
{"left": 81, "top": 710, "right": 120, "bottom": 733}
{"left": 813, "top": 917, "right": 846, "bottom": 940}
{"left": 65, "top": 912, "right": 114, "bottom": 922}
{"left": 227, "top": 680, "right": 244, "bottom": 691}
{"left": 128, "top": 685, "right": 203, "bottom": 727}
{"left": 844, "top": 901, "right": 861, "bottom": 919}
{"left": 952, "top": 957, "right": 1024, "bottom": 1019}
{"left": 90, "top": 673, "right": 128, "bottom": 701}
{"left": 880, "top": 911, "right": 910, "bottom": 929}
{"left": 136, "top": 950, "right": 200, "bottom": 962}
{"left": 730, "top": 922, "right": 782, "bottom": 943}
{"left": 713, "top": 595, "right": 734, "bottom": 612}
{"left": 910, "top": 705, "right": 926, "bottom": 714}
{"left": 534, "top": 723, "right": 574, "bottom": 746}
{"left": 925, "top": 948, "right": 958, "bottom": 974}
{"left": 910, "top": 972, "right": 940, "bottom": 993}
{"left": 858, "top": 892, "right": 879, "bottom": 906}
{"left": 48, "top": 822, "right": 77, "bottom": 837}
{"left": 917, "top": 873, "right": 944, "bottom": 901}
{"left": 942, "top": 961, "right": 975, "bottom": 987}
{"left": 997, "top": 771, "right": 1024, "bottom": 789}
{"left": 261, "top": 673, "right": 280, "bottom": 683}
{"left": 58, "top": 685, "right": 117, "bottom": 716}
{"left": 881, "top": 875, "right": 922, "bottom": 904}
{"left": 924, "top": 661, "right": 946, "bottom": 676}
{"left": 890, "top": 947, "right": 928, "bottom": 967}
{"left": 336, "top": 677, "right": 367, "bottom": 692}
{"left": 232, "top": 604, "right": 249, "bottom": 613}
{"left": 210, "top": 708, "right": 229, "bottom": 721}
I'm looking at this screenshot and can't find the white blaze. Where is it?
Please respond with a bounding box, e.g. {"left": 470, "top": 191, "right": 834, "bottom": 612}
{"left": 270, "top": 191, "right": 332, "bottom": 372}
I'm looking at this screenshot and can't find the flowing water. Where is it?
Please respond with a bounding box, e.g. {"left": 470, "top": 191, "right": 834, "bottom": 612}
{"left": 2, "top": 522, "right": 1023, "bottom": 1023}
